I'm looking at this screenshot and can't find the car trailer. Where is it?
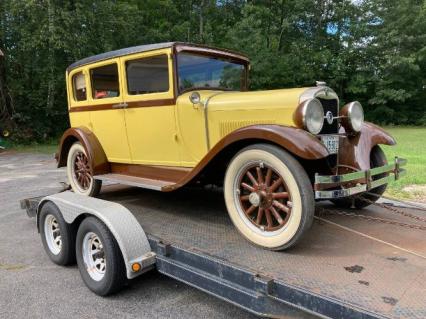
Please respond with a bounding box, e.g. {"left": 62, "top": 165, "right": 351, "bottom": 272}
{"left": 21, "top": 185, "right": 426, "bottom": 319}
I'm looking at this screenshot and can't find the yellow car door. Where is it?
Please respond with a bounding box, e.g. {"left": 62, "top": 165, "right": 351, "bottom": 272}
{"left": 120, "top": 49, "right": 180, "bottom": 166}
{"left": 87, "top": 59, "right": 131, "bottom": 163}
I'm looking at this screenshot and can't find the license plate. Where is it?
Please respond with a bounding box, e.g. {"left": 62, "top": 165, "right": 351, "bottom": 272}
{"left": 321, "top": 135, "right": 339, "bottom": 154}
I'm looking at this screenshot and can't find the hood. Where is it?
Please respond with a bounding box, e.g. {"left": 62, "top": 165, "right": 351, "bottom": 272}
{"left": 202, "top": 88, "right": 308, "bottom": 113}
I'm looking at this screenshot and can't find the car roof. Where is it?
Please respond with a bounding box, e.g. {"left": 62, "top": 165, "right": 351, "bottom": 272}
{"left": 66, "top": 42, "right": 249, "bottom": 73}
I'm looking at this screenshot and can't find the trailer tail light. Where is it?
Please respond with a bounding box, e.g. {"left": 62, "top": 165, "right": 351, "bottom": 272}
{"left": 132, "top": 263, "right": 141, "bottom": 272}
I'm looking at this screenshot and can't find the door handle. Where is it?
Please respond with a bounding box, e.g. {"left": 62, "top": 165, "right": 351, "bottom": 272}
{"left": 112, "top": 102, "right": 128, "bottom": 109}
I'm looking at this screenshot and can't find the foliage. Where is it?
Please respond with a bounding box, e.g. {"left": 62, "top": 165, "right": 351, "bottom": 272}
{"left": 382, "top": 126, "right": 426, "bottom": 201}
{"left": 0, "top": 0, "right": 425, "bottom": 141}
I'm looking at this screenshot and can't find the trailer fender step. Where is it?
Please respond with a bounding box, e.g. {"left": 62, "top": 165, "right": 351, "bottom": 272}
{"left": 36, "top": 191, "right": 155, "bottom": 279}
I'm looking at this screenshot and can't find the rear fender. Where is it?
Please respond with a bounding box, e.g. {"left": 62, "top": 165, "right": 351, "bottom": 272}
{"left": 57, "top": 127, "right": 109, "bottom": 175}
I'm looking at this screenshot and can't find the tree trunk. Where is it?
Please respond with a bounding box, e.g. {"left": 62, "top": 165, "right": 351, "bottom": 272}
{"left": 0, "top": 49, "right": 8, "bottom": 115}
{"left": 199, "top": 0, "right": 205, "bottom": 42}
{"left": 46, "top": 0, "right": 55, "bottom": 113}
{"left": 0, "top": 48, "right": 15, "bottom": 133}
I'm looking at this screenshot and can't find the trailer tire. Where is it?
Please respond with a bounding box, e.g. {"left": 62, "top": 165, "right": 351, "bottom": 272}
{"left": 39, "top": 201, "right": 76, "bottom": 265}
{"left": 224, "top": 144, "right": 315, "bottom": 251}
{"left": 76, "top": 217, "right": 126, "bottom": 296}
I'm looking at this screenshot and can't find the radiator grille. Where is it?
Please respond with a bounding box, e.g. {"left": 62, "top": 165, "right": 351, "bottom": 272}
{"left": 318, "top": 98, "right": 339, "bottom": 134}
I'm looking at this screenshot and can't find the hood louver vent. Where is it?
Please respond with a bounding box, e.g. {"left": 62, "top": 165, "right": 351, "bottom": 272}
{"left": 219, "top": 120, "right": 276, "bottom": 138}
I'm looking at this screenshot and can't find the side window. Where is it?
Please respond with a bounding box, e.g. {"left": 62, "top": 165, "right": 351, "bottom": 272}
{"left": 90, "top": 63, "right": 120, "bottom": 99}
{"left": 126, "top": 55, "right": 169, "bottom": 95}
{"left": 72, "top": 72, "right": 87, "bottom": 101}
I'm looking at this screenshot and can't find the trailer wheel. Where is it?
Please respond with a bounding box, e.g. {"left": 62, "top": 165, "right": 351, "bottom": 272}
{"left": 76, "top": 217, "right": 126, "bottom": 296}
{"left": 224, "top": 144, "right": 315, "bottom": 250}
{"left": 67, "top": 142, "right": 101, "bottom": 197}
{"left": 39, "top": 202, "right": 76, "bottom": 265}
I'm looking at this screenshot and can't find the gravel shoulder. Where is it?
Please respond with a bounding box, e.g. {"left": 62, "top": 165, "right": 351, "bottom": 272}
{"left": 0, "top": 152, "right": 259, "bottom": 319}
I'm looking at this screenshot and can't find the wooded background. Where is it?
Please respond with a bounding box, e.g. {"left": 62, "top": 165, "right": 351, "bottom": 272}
{"left": 0, "top": 0, "right": 425, "bottom": 141}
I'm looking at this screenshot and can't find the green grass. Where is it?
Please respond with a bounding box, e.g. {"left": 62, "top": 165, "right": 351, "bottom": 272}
{"left": 1, "top": 140, "right": 58, "bottom": 155}
{"left": 381, "top": 127, "right": 426, "bottom": 201}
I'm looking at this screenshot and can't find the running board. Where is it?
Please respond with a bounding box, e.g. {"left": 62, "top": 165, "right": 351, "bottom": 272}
{"left": 94, "top": 173, "right": 174, "bottom": 191}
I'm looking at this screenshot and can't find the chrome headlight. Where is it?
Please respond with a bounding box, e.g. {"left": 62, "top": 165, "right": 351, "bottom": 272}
{"left": 340, "top": 101, "right": 364, "bottom": 133}
{"left": 293, "top": 98, "right": 324, "bottom": 135}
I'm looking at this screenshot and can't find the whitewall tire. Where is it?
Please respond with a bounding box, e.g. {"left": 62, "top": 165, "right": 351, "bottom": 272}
{"left": 224, "top": 144, "right": 314, "bottom": 250}
{"left": 67, "top": 142, "right": 101, "bottom": 196}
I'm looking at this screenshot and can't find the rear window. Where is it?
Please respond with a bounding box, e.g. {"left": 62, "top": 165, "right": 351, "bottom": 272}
{"left": 72, "top": 72, "right": 87, "bottom": 101}
{"left": 90, "top": 63, "right": 120, "bottom": 99}
{"left": 126, "top": 55, "right": 169, "bottom": 95}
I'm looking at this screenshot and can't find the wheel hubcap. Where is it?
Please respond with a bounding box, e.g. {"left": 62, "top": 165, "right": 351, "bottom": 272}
{"left": 82, "top": 232, "right": 106, "bottom": 281}
{"left": 237, "top": 162, "right": 292, "bottom": 232}
{"left": 44, "top": 215, "right": 62, "bottom": 255}
{"left": 249, "top": 192, "right": 261, "bottom": 207}
{"left": 73, "top": 151, "right": 92, "bottom": 190}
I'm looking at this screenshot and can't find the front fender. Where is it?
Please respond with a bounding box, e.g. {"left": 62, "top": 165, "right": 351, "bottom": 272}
{"left": 167, "top": 125, "right": 329, "bottom": 191}
{"left": 57, "top": 127, "right": 109, "bottom": 175}
{"left": 339, "top": 122, "right": 396, "bottom": 171}
{"left": 217, "top": 125, "right": 329, "bottom": 160}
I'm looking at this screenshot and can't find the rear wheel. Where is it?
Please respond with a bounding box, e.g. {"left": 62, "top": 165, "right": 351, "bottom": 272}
{"left": 224, "top": 144, "right": 315, "bottom": 251}
{"left": 332, "top": 145, "right": 388, "bottom": 209}
{"left": 76, "top": 217, "right": 126, "bottom": 296}
{"left": 67, "top": 142, "right": 101, "bottom": 196}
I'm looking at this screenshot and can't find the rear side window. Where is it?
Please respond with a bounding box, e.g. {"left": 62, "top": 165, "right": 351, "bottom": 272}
{"left": 72, "top": 72, "right": 87, "bottom": 101}
{"left": 90, "top": 63, "right": 120, "bottom": 99}
{"left": 126, "top": 55, "right": 169, "bottom": 95}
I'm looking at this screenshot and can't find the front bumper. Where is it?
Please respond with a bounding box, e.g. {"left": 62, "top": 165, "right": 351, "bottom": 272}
{"left": 314, "top": 157, "right": 406, "bottom": 199}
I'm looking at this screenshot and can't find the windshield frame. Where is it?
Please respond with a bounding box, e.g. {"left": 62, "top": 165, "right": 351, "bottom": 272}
{"left": 174, "top": 49, "right": 249, "bottom": 95}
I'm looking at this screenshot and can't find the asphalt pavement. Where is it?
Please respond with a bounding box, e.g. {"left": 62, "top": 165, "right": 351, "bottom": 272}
{"left": 0, "top": 152, "right": 262, "bottom": 319}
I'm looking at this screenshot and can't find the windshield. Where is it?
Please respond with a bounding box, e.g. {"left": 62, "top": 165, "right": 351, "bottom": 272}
{"left": 177, "top": 52, "right": 246, "bottom": 92}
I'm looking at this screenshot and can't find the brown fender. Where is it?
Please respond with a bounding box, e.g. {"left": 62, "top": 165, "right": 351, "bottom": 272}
{"left": 166, "top": 125, "right": 329, "bottom": 191}
{"left": 214, "top": 124, "right": 329, "bottom": 159}
{"left": 338, "top": 122, "right": 396, "bottom": 171}
{"left": 57, "top": 127, "right": 110, "bottom": 175}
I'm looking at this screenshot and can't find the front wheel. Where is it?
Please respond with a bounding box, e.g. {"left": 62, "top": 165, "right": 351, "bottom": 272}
{"left": 67, "top": 142, "right": 101, "bottom": 196}
{"left": 331, "top": 145, "right": 388, "bottom": 209}
{"left": 224, "top": 144, "right": 315, "bottom": 251}
{"left": 39, "top": 202, "right": 76, "bottom": 265}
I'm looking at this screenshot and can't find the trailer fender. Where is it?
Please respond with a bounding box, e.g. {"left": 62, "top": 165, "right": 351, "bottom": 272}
{"left": 37, "top": 191, "right": 155, "bottom": 279}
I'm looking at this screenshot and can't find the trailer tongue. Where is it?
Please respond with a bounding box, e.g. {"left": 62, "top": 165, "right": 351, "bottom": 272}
{"left": 21, "top": 186, "right": 426, "bottom": 319}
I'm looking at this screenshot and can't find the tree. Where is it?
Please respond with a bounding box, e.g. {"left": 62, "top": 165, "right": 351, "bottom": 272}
{"left": 0, "top": 0, "right": 424, "bottom": 142}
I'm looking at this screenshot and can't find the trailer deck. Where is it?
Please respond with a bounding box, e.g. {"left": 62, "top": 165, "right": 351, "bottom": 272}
{"left": 99, "top": 185, "right": 426, "bottom": 319}
{"left": 23, "top": 184, "right": 426, "bottom": 319}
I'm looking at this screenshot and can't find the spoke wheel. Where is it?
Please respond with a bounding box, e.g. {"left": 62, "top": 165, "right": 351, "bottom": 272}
{"left": 73, "top": 151, "right": 92, "bottom": 191}
{"left": 224, "top": 144, "right": 315, "bottom": 250}
{"left": 82, "top": 232, "right": 106, "bottom": 282}
{"left": 331, "top": 145, "right": 388, "bottom": 209}
{"left": 67, "top": 142, "right": 101, "bottom": 196}
{"left": 237, "top": 163, "right": 292, "bottom": 232}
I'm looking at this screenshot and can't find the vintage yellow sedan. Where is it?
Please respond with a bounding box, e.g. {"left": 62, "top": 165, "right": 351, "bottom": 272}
{"left": 57, "top": 42, "right": 406, "bottom": 250}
